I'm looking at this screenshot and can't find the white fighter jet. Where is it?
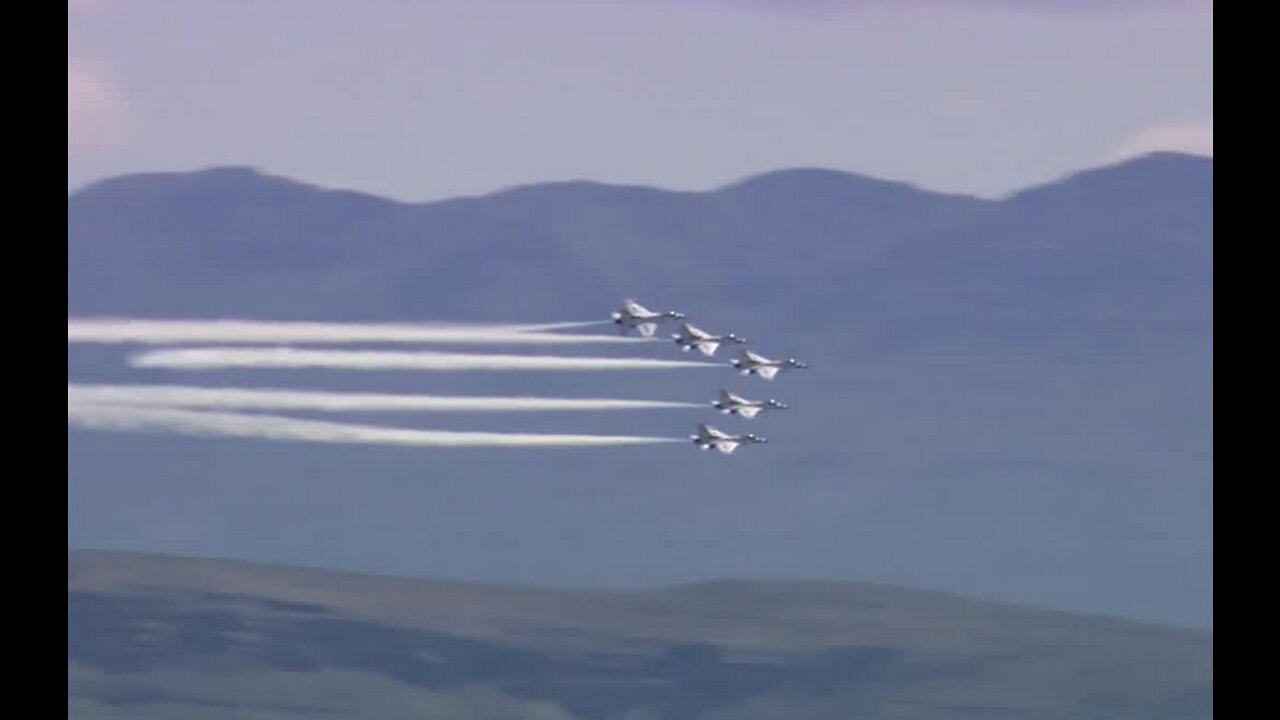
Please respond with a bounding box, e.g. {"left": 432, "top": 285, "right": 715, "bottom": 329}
{"left": 610, "top": 299, "right": 686, "bottom": 337}
{"left": 730, "top": 348, "right": 809, "bottom": 380}
{"left": 671, "top": 323, "right": 747, "bottom": 356}
{"left": 690, "top": 423, "right": 767, "bottom": 454}
{"left": 711, "top": 389, "right": 788, "bottom": 419}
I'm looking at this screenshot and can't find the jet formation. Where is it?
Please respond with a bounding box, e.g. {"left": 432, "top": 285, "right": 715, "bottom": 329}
{"left": 609, "top": 299, "right": 806, "bottom": 454}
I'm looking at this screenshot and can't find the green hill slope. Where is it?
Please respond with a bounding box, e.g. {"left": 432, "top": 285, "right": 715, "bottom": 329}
{"left": 69, "top": 550, "right": 1212, "bottom": 719}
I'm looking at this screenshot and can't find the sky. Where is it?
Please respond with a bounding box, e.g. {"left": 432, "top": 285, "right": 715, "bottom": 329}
{"left": 68, "top": 0, "right": 1211, "bottom": 202}
{"left": 67, "top": 1, "right": 1213, "bottom": 629}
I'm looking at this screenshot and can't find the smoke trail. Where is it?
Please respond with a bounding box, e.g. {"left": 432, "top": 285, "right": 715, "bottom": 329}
{"left": 67, "top": 384, "right": 702, "bottom": 412}
{"left": 67, "top": 402, "right": 682, "bottom": 448}
{"left": 130, "top": 347, "right": 718, "bottom": 372}
{"left": 513, "top": 321, "right": 611, "bottom": 331}
{"left": 67, "top": 318, "right": 644, "bottom": 345}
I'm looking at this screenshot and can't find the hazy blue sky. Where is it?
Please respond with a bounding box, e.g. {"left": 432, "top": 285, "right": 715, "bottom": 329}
{"left": 69, "top": 0, "right": 1211, "bottom": 201}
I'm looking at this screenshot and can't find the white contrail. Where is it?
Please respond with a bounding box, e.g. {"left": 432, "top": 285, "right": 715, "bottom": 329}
{"left": 67, "top": 384, "right": 702, "bottom": 412}
{"left": 67, "top": 318, "right": 642, "bottom": 345}
{"left": 513, "top": 321, "right": 611, "bottom": 331}
{"left": 130, "top": 347, "right": 718, "bottom": 372}
{"left": 67, "top": 402, "right": 683, "bottom": 448}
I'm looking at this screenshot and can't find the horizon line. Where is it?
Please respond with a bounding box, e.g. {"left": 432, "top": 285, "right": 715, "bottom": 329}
{"left": 67, "top": 545, "right": 1213, "bottom": 633}
{"left": 67, "top": 150, "right": 1212, "bottom": 207}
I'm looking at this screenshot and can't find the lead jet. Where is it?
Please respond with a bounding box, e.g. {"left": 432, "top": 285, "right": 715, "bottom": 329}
{"left": 730, "top": 348, "right": 809, "bottom": 380}
{"left": 712, "top": 389, "right": 788, "bottom": 419}
{"left": 672, "top": 323, "right": 746, "bottom": 356}
{"left": 610, "top": 299, "right": 686, "bottom": 337}
{"left": 691, "top": 423, "right": 767, "bottom": 454}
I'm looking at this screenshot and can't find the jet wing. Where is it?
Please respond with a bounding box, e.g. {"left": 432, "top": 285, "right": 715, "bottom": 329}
{"left": 755, "top": 366, "right": 780, "bottom": 380}
{"left": 713, "top": 441, "right": 740, "bottom": 455}
{"left": 698, "top": 424, "right": 731, "bottom": 439}
{"left": 683, "top": 324, "right": 713, "bottom": 339}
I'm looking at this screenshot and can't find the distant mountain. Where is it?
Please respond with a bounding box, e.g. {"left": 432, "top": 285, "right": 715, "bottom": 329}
{"left": 67, "top": 155, "right": 1213, "bottom": 629}
{"left": 68, "top": 549, "right": 1213, "bottom": 720}
{"left": 67, "top": 163, "right": 989, "bottom": 320}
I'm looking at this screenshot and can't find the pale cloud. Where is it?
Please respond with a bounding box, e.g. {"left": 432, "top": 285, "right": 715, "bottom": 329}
{"left": 1108, "top": 120, "right": 1213, "bottom": 162}
{"left": 65, "top": 0, "right": 1213, "bottom": 200}
{"left": 68, "top": 58, "right": 127, "bottom": 152}
{"left": 69, "top": 0, "right": 126, "bottom": 151}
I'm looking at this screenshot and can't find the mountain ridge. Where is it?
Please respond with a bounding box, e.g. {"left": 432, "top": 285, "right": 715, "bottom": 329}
{"left": 67, "top": 151, "right": 1213, "bottom": 630}
{"left": 71, "top": 152, "right": 1210, "bottom": 210}
{"left": 67, "top": 549, "right": 1208, "bottom": 634}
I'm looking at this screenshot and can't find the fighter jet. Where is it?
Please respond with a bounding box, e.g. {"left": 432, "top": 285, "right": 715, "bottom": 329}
{"left": 672, "top": 323, "right": 746, "bottom": 356}
{"left": 691, "top": 423, "right": 767, "bottom": 454}
{"left": 610, "top": 299, "right": 686, "bottom": 337}
{"left": 730, "top": 348, "right": 809, "bottom": 380}
{"left": 711, "top": 389, "right": 788, "bottom": 419}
